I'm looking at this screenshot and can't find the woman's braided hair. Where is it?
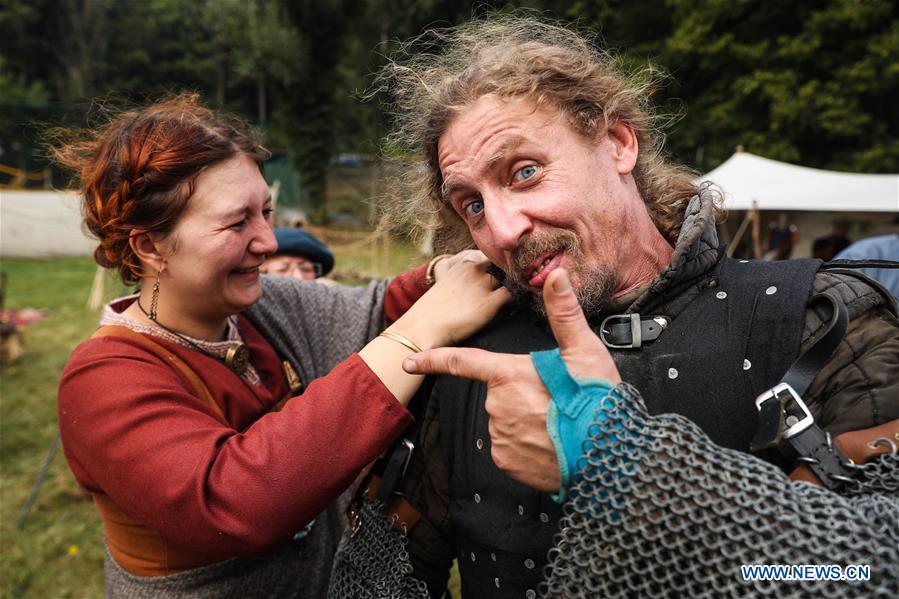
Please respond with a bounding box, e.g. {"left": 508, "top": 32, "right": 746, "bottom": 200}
{"left": 49, "top": 93, "right": 269, "bottom": 284}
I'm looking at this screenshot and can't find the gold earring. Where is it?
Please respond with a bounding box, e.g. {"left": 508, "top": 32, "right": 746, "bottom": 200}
{"left": 148, "top": 270, "right": 161, "bottom": 321}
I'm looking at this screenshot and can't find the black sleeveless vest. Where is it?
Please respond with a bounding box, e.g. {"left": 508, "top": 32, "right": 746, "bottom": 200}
{"left": 438, "top": 256, "right": 822, "bottom": 598}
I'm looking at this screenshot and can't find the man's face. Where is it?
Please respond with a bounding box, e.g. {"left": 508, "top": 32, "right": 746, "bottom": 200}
{"left": 437, "top": 95, "right": 649, "bottom": 314}
{"left": 260, "top": 255, "right": 321, "bottom": 280}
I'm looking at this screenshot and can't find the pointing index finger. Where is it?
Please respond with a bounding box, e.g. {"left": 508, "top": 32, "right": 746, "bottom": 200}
{"left": 403, "top": 347, "right": 497, "bottom": 382}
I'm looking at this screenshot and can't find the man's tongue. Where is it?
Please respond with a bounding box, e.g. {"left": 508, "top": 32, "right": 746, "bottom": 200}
{"left": 528, "top": 254, "right": 562, "bottom": 287}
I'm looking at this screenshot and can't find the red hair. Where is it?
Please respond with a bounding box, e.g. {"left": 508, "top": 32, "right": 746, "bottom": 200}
{"left": 50, "top": 93, "right": 270, "bottom": 284}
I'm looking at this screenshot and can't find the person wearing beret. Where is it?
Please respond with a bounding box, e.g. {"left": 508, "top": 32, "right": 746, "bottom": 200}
{"left": 261, "top": 227, "right": 335, "bottom": 281}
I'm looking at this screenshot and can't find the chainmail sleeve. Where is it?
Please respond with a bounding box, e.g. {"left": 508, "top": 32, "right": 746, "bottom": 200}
{"left": 544, "top": 383, "right": 899, "bottom": 598}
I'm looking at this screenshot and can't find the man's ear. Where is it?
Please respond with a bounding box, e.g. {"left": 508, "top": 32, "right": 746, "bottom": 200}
{"left": 129, "top": 230, "right": 166, "bottom": 273}
{"left": 606, "top": 122, "right": 639, "bottom": 176}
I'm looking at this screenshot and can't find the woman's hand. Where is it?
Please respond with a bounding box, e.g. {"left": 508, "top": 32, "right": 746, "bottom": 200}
{"left": 358, "top": 250, "right": 509, "bottom": 408}
{"left": 402, "top": 269, "right": 621, "bottom": 492}
{"left": 429, "top": 250, "right": 475, "bottom": 283}
{"left": 394, "top": 250, "right": 511, "bottom": 350}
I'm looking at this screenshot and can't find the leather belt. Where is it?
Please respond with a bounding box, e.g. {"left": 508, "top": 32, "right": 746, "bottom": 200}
{"left": 598, "top": 314, "right": 669, "bottom": 349}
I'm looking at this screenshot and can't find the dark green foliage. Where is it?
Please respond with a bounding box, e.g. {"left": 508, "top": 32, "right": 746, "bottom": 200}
{"left": 1, "top": 1, "right": 896, "bottom": 201}
{"left": 560, "top": 0, "right": 898, "bottom": 173}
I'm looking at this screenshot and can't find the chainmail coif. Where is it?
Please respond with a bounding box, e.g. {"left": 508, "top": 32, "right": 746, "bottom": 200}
{"left": 543, "top": 383, "right": 899, "bottom": 598}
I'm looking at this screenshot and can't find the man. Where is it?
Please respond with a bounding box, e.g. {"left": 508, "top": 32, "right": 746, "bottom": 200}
{"left": 812, "top": 220, "right": 853, "bottom": 262}
{"left": 260, "top": 227, "right": 334, "bottom": 281}
{"left": 834, "top": 233, "right": 899, "bottom": 297}
{"left": 334, "top": 16, "right": 898, "bottom": 598}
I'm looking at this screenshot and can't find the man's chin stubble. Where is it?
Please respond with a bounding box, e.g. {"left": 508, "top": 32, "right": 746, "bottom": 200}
{"left": 503, "top": 268, "right": 616, "bottom": 319}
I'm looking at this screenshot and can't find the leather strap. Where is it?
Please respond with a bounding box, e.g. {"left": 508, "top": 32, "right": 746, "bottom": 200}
{"left": 750, "top": 292, "right": 860, "bottom": 490}
{"left": 823, "top": 259, "right": 899, "bottom": 270}
{"left": 784, "top": 420, "right": 855, "bottom": 489}
{"left": 89, "top": 326, "right": 226, "bottom": 575}
{"left": 347, "top": 378, "right": 433, "bottom": 534}
{"left": 833, "top": 418, "right": 899, "bottom": 463}
{"left": 376, "top": 439, "right": 415, "bottom": 504}
{"left": 598, "top": 314, "right": 669, "bottom": 348}
{"left": 776, "top": 293, "right": 853, "bottom": 488}
{"left": 370, "top": 476, "right": 421, "bottom": 532}
{"left": 347, "top": 475, "right": 422, "bottom": 535}
{"left": 781, "top": 293, "right": 848, "bottom": 397}
{"left": 92, "top": 326, "right": 223, "bottom": 420}
{"left": 790, "top": 419, "right": 899, "bottom": 485}
{"left": 750, "top": 293, "right": 847, "bottom": 450}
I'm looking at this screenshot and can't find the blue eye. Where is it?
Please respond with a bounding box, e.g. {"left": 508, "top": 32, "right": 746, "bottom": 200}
{"left": 463, "top": 199, "right": 484, "bottom": 217}
{"left": 513, "top": 165, "right": 538, "bottom": 182}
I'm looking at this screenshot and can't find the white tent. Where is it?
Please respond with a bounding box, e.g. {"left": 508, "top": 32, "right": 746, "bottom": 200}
{"left": 1, "top": 184, "right": 282, "bottom": 259}
{"left": 698, "top": 152, "right": 899, "bottom": 212}
{"left": 1, "top": 190, "right": 95, "bottom": 258}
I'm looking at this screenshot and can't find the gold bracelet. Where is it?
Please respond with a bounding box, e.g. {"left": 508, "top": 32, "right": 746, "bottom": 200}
{"left": 425, "top": 254, "right": 453, "bottom": 286}
{"left": 379, "top": 330, "right": 424, "bottom": 354}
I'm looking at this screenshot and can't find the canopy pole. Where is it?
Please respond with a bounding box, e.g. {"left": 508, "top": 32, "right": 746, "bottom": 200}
{"left": 726, "top": 211, "right": 752, "bottom": 257}
{"left": 86, "top": 266, "right": 105, "bottom": 310}
{"left": 751, "top": 199, "right": 762, "bottom": 259}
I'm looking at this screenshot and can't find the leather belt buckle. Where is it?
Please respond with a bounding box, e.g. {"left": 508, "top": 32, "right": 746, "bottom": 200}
{"left": 397, "top": 438, "right": 415, "bottom": 477}
{"left": 754, "top": 382, "right": 813, "bottom": 439}
{"left": 599, "top": 314, "right": 643, "bottom": 348}
{"left": 375, "top": 438, "right": 415, "bottom": 504}
{"left": 751, "top": 383, "right": 807, "bottom": 451}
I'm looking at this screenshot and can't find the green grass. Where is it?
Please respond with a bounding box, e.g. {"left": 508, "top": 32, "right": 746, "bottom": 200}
{"left": 0, "top": 239, "right": 443, "bottom": 598}
{"left": 1, "top": 257, "right": 116, "bottom": 598}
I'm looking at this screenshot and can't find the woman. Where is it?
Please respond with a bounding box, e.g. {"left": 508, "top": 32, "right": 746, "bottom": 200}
{"left": 53, "top": 94, "right": 509, "bottom": 597}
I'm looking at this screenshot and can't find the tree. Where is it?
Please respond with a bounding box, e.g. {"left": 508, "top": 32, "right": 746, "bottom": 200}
{"left": 276, "top": 0, "right": 356, "bottom": 223}
{"left": 564, "top": 0, "right": 899, "bottom": 173}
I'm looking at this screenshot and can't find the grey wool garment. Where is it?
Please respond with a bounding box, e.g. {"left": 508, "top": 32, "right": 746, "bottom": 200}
{"left": 245, "top": 276, "right": 390, "bottom": 385}
{"left": 103, "top": 276, "right": 391, "bottom": 599}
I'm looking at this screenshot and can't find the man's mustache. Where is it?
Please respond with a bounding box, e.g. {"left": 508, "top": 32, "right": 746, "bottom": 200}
{"left": 507, "top": 230, "right": 580, "bottom": 286}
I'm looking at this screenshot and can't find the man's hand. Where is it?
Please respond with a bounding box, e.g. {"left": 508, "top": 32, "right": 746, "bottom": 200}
{"left": 403, "top": 268, "right": 621, "bottom": 492}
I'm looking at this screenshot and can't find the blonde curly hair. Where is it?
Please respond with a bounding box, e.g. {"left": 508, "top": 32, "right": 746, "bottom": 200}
{"left": 376, "top": 15, "right": 710, "bottom": 253}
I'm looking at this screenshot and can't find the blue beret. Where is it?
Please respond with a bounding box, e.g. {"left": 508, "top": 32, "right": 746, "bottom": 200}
{"left": 273, "top": 227, "right": 334, "bottom": 276}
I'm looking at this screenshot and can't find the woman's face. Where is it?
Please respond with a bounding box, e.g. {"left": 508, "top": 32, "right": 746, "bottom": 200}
{"left": 155, "top": 154, "right": 276, "bottom": 324}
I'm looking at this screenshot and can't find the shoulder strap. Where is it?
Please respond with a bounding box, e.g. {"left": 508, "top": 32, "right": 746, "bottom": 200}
{"left": 818, "top": 260, "right": 899, "bottom": 316}
{"left": 91, "top": 326, "right": 224, "bottom": 420}
{"left": 822, "top": 258, "right": 899, "bottom": 270}
{"left": 750, "top": 292, "right": 859, "bottom": 490}
{"left": 781, "top": 292, "right": 848, "bottom": 397}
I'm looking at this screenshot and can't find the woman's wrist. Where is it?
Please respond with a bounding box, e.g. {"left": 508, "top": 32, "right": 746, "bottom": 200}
{"left": 388, "top": 309, "right": 442, "bottom": 351}
{"left": 378, "top": 330, "right": 423, "bottom": 354}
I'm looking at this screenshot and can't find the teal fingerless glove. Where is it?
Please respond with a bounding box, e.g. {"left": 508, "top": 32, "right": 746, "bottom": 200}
{"left": 531, "top": 348, "right": 616, "bottom": 503}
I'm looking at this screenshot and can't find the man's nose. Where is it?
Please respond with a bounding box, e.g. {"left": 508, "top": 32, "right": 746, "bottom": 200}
{"left": 484, "top": 197, "right": 533, "bottom": 253}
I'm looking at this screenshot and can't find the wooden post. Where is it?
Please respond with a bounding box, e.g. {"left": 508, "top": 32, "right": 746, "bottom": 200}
{"left": 726, "top": 211, "right": 752, "bottom": 257}
{"left": 86, "top": 266, "right": 105, "bottom": 310}
{"left": 751, "top": 200, "right": 763, "bottom": 260}
{"left": 370, "top": 228, "right": 378, "bottom": 275}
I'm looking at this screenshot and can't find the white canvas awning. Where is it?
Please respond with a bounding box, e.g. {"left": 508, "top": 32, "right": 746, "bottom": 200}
{"left": 698, "top": 152, "right": 899, "bottom": 212}
{"left": 1, "top": 190, "right": 95, "bottom": 258}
